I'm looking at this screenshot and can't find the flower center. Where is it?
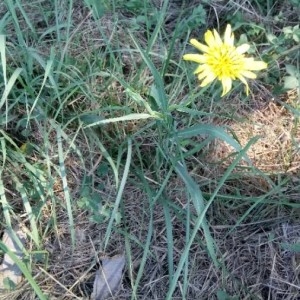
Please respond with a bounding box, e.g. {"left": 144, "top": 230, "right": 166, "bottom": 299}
{"left": 206, "top": 45, "right": 243, "bottom": 79}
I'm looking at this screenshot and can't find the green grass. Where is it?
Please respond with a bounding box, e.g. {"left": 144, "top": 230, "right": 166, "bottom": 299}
{"left": 0, "top": 0, "right": 300, "bottom": 299}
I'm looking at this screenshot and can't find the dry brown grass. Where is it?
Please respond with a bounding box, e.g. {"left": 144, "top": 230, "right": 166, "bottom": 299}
{"left": 207, "top": 90, "right": 300, "bottom": 174}
{"left": 7, "top": 172, "right": 299, "bottom": 299}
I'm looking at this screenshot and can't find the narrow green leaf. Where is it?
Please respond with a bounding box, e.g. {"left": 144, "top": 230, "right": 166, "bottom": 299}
{"left": 167, "top": 137, "right": 259, "bottom": 299}
{"left": 104, "top": 138, "right": 132, "bottom": 249}
{"left": 29, "top": 58, "right": 54, "bottom": 118}
{"left": 0, "top": 242, "right": 47, "bottom": 299}
{"left": 0, "top": 68, "right": 22, "bottom": 111}
{"left": 163, "top": 202, "right": 174, "bottom": 284}
{"left": 10, "top": 174, "right": 40, "bottom": 248}
{"left": 129, "top": 32, "right": 168, "bottom": 113}
{"left": 174, "top": 162, "right": 218, "bottom": 267}
{"left": 175, "top": 124, "right": 251, "bottom": 163}
{"left": 84, "top": 113, "right": 156, "bottom": 128}
{"left": 0, "top": 35, "right": 6, "bottom": 85}
{"left": 56, "top": 126, "right": 75, "bottom": 249}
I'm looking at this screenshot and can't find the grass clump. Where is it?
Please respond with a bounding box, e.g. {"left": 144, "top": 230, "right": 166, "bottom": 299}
{"left": 0, "top": 0, "right": 300, "bottom": 299}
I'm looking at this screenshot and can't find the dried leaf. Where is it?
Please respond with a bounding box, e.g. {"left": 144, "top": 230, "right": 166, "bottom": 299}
{"left": 0, "top": 227, "right": 26, "bottom": 291}
{"left": 91, "top": 255, "right": 125, "bottom": 300}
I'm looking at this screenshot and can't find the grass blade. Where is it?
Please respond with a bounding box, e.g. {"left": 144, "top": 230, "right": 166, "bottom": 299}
{"left": 167, "top": 136, "right": 259, "bottom": 299}
{"left": 56, "top": 126, "right": 75, "bottom": 249}
{"left": 10, "top": 173, "right": 40, "bottom": 248}
{"left": 104, "top": 138, "right": 132, "bottom": 249}
{"left": 174, "top": 162, "right": 218, "bottom": 268}
{"left": 129, "top": 32, "right": 168, "bottom": 114}
{"left": 0, "top": 241, "right": 47, "bottom": 299}
{"left": 162, "top": 200, "right": 174, "bottom": 284}
{"left": 175, "top": 124, "right": 251, "bottom": 163}
{"left": 84, "top": 113, "right": 158, "bottom": 128}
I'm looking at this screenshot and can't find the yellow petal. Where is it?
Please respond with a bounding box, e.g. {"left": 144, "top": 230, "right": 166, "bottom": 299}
{"left": 240, "top": 70, "right": 257, "bottom": 79}
{"left": 183, "top": 54, "right": 206, "bottom": 63}
{"left": 245, "top": 85, "right": 249, "bottom": 95}
{"left": 196, "top": 64, "right": 215, "bottom": 79}
{"left": 236, "top": 44, "right": 250, "bottom": 54}
{"left": 194, "top": 64, "right": 208, "bottom": 74}
{"left": 237, "top": 75, "right": 250, "bottom": 95}
{"left": 199, "top": 72, "right": 216, "bottom": 87}
{"left": 213, "top": 29, "right": 223, "bottom": 45}
{"left": 237, "top": 75, "right": 248, "bottom": 85}
{"left": 190, "top": 39, "right": 209, "bottom": 53}
{"left": 197, "top": 68, "right": 213, "bottom": 80}
{"left": 244, "top": 59, "right": 268, "bottom": 70}
{"left": 221, "top": 77, "right": 232, "bottom": 96}
{"left": 224, "top": 24, "right": 234, "bottom": 46}
{"left": 204, "top": 30, "right": 217, "bottom": 48}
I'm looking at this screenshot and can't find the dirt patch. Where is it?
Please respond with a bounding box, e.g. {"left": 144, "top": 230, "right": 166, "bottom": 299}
{"left": 207, "top": 91, "right": 300, "bottom": 174}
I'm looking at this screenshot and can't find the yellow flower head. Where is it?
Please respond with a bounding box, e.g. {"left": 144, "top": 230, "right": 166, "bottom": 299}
{"left": 183, "top": 24, "right": 267, "bottom": 96}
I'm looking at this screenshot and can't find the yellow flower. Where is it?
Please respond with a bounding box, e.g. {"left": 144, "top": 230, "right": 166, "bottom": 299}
{"left": 183, "top": 24, "right": 267, "bottom": 96}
